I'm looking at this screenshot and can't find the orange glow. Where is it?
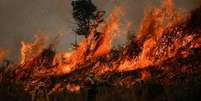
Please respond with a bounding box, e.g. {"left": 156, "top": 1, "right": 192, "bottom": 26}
{"left": 0, "top": 0, "right": 200, "bottom": 93}
{"left": 66, "top": 83, "right": 81, "bottom": 92}
{"left": 20, "top": 35, "right": 47, "bottom": 64}
{"left": 140, "top": 71, "right": 151, "bottom": 80}
{"left": 93, "top": 6, "right": 123, "bottom": 57}
{"left": 0, "top": 48, "right": 7, "bottom": 63}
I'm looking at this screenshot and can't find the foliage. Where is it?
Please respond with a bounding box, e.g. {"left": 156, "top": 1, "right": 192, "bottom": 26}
{"left": 72, "top": 0, "right": 97, "bottom": 37}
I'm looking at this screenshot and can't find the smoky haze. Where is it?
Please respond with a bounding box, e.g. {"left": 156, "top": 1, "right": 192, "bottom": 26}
{"left": 0, "top": 0, "right": 200, "bottom": 60}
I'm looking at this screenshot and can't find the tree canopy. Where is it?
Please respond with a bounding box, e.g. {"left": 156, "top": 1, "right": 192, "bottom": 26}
{"left": 71, "top": 0, "right": 97, "bottom": 37}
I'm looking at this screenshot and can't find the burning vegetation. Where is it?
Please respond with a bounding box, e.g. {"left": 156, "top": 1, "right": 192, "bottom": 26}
{"left": 0, "top": 0, "right": 201, "bottom": 101}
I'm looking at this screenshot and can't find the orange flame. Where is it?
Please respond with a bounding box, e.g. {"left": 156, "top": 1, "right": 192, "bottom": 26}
{"left": 1, "top": 0, "right": 200, "bottom": 93}
{"left": 0, "top": 48, "right": 7, "bottom": 63}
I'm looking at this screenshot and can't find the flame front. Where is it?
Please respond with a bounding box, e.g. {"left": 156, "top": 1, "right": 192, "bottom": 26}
{"left": 0, "top": 0, "right": 200, "bottom": 94}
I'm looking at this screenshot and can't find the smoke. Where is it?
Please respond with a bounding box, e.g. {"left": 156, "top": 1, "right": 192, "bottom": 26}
{"left": 0, "top": 0, "right": 73, "bottom": 60}
{"left": 0, "top": 0, "right": 199, "bottom": 60}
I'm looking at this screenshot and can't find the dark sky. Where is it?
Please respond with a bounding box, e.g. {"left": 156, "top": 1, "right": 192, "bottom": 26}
{"left": 0, "top": 0, "right": 200, "bottom": 60}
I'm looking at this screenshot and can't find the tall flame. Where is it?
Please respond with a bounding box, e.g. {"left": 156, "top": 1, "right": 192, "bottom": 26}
{"left": 0, "top": 0, "right": 200, "bottom": 93}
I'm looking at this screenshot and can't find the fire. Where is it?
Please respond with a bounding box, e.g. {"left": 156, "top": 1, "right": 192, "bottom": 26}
{"left": 0, "top": 0, "right": 200, "bottom": 94}
{"left": 140, "top": 70, "right": 151, "bottom": 80}
{"left": 0, "top": 48, "right": 7, "bottom": 63}
{"left": 66, "top": 83, "right": 81, "bottom": 92}
{"left": 20, "top": 35, "right": 47, "bottom": 65}
{"left": 93, "top": 6, "right": 122, "bottom": 57}
{"left": 30, "top": 6, "right": 123, "bottom": 77}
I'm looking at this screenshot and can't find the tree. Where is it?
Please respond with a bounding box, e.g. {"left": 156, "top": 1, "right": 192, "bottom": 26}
{"left": 71, "top": 0, "right": 97, "bottom": 37}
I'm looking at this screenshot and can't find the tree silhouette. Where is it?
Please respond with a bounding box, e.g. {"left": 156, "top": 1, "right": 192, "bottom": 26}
{"left": 71, "top": 0, "right": 97, "bottom": 37}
